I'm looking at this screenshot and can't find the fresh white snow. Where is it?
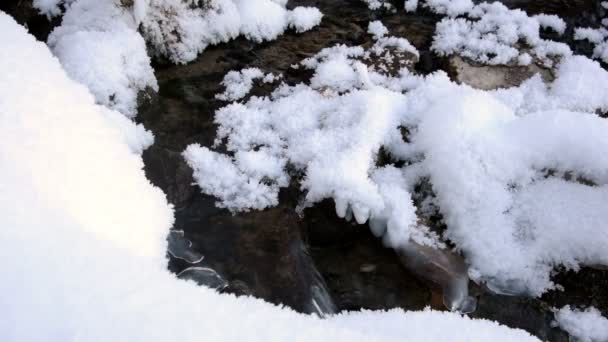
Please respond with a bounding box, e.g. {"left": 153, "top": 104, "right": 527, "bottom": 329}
{"left": 431, "top": 2, "right": 570, "bottom": 66}
{"left": 0, "top": 12, "right": 543, "bottom": 342}
{"left": 555, "top": 306, "right": 608, "bottom": 342}
{"left": 45, "top": 0, "right": 322, "bottom": 116}
{"left": 48, "top": 0, "right": 157, "bottom": 117}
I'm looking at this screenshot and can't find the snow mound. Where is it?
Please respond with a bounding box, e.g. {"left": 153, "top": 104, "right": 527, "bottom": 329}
{"left": 185, "top": 16, "right": 608, "bottom": 296}
{"left": 1, "top": 12, "right": 541, "bottom": 342}
{"left": 555, "top": 306, "right": 608, "bottom": 342}
{"left": 48, "top": 0, "right": 157, "bottom": 117}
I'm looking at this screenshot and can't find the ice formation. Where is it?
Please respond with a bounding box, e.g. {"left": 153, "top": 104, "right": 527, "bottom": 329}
{"left": 167, "top": 230, "right": 205, "bottom": 264}
{"left": 396, "top": 241, "right": 477, "bottom": 313}
{"left": 555, "top": 306, "right": 608, "bottom": 342}
{"left": 185, "top": 19, "right": 608, "bottom": 297}
{"left": 1, "top": 12, "right": 543, "bottom": 342}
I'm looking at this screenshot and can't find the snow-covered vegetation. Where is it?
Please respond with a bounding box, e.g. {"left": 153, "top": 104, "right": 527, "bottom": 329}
{"left": 1, "top": 12, "right": 543, "bottom": 342}
{"left": 185, "top": 20, "right": 608, "bottom": 297}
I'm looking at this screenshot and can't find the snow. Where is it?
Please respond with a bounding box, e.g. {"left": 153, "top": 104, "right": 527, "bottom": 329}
{"left": 48, "top": 0, "right": 157, "bottom": 117}
{"left": 574, "top": 27, "right": 608, "bottom": 63}
{"left": 185, "top": 15, "right": 608, "bottom": 297}
{"left": 555, "top": 306, "right": 608, "bottom": 342}
{"left": 44, "top": 0, "right": 322, "bottom": 116}
{"left": 432, "top": 2, "right": 571, "bottom": 66}
{"left": 33, "top": 0, "right": 77, "bottom": 17}
{"left": 362, "top": 0, "right": 394, "bottom": 11}
{"left": 424, "top": 0, "right": 474, "bottom": 17}
{"left": 142, "top": 0, "right": 322, "bottom": 63}
{"left": 0, "top": 12, "right": 543, "bottom": 342}
{"left": 216, "top": 68, "right": 265, "bottom": 101}
{"left": 287, "top": 6, "right": 323, "bottom": 33}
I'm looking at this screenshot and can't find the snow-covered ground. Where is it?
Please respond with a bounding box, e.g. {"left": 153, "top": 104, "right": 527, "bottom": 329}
{"left": 0, "top": 11, "right": 543, "bottom": 342}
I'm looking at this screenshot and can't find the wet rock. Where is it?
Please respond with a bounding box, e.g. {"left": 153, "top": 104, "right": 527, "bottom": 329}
{"left": 471, "top": 286, "right": 569, "bottom": 342}
{"left": 447, "top": 56, "right": 554, "bottom": 90}
{"left": 542, "top": 268, "right": 608, "bottom": 316}
{"left": 307, "top": 226, "right": 431, "bottom": 312}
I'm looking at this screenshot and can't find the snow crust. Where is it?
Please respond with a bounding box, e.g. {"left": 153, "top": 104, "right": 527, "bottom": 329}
{"left": 555, "top": 306, "right": 608, "bottom": 342}
{"left": 1, "top": 12, "right": 542, "bottom": 342}
{"left": 185, "top": 18, "right": 608, "bottom": 296}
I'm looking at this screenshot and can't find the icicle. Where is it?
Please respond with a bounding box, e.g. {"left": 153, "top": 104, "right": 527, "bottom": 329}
{"left": 352, "top": 203, "right": 370, "bottom": 224}
{"left": 335, "top": 198, "right": 348, "bottom": 218}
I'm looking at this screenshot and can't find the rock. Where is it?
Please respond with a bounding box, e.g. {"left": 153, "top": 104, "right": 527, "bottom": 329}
{"left": 447, "top": 56, "right": 554, "bottom": 90}
{"left": 471, "top": 287, "right": 569, "bottom": 342}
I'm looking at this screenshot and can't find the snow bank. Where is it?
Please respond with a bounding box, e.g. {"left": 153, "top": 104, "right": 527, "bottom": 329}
{"left": 185, "top": 17, "right": 608, "bottom": 297}
{"left": 1, "top": 12, "right": 541, "bottom": 342}
{"left": 555, "top": 306, "right": 608, "bottom": 342}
